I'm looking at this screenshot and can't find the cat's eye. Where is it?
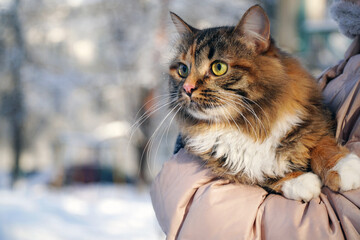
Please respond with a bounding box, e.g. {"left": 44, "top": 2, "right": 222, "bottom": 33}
{"left": 178, "top": 63, "right": 189, "bottom": 78}
{"left": 211, "top": 61, "right": 228, "bottom": 76}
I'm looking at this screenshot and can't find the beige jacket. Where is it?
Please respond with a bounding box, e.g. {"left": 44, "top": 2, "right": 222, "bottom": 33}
{"left": 151, "top": 37, "right": 360, "bottom": 240}
{"left": 318, "top": 36, "right": 360, "bottom": 156}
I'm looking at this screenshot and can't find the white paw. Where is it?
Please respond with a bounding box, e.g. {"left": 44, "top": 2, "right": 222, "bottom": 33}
{"left": 332, "top": 153, "right": 360, "bottom": 192}
{"left": 281, "top": 172, "right": 322, "bottom": 202}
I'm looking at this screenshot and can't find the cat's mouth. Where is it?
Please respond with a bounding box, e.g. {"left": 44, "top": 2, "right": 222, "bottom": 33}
{"left": 183, "top": 96, "right": 204, "bottom": 111}
{"left": 179, "top": 92, "right": 202, "bottom": 107}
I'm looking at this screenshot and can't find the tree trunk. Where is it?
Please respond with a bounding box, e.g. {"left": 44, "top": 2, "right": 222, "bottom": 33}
{"left": 9, "top": 0, "right": 25, "bottom": 187}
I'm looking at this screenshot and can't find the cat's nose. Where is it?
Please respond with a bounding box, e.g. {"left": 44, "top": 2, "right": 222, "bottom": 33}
{"left": 183, "top": 83, "right": 196, "bottom": 96}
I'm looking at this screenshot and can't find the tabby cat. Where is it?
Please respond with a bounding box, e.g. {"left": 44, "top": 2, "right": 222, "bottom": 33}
{"left": 168, "top": 5, "right": 360, "bottom": 201}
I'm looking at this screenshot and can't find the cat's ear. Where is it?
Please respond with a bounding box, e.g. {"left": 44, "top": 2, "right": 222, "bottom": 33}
{"left": 234, "top": 5, "right": 270, "bottom": 53}
{"left": 170, "top": 12, "right": 198, "bottom": 35}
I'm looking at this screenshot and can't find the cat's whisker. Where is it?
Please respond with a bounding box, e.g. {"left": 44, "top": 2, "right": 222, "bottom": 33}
{"left": 236, "top": 98, "right": 268, "bottom": 137}
{"left": 130, "top": 97, "right": 176, "bottom": 138}
{"left": 219, "top": 93, "right": 263, "bottom": 124}
{"left": 131, "top": 100, "right": 168, "bottom": 135}
{"left": 133, "top": 93, "right": 177, "bottom": 122}
{"left": 212, "top": 95, "right": 250, "bottom": 133}
{"left": 220, "top": 103, "right": 241, "bottom": 134}
{"left": 127, "top": 95, "right": 178, "bottom": 170}
{"left": 238, "top": 95, "right": 271, "bottom": 126}
{"left": 217, "top": 94, "right": 266, "bottom": 138}
{"left": 218, "top": 103, "right": 233, "bottom": 129}
{"left": 223, "top": 92, "right": 271, "bottom": 129}
{"left": 132, "top": 92, "right": 177, "bottom": 125}
{"left": 215, "top": 96, "right": 259, "bottom": 139}
{"left": 128, "top": 98, "right": 177, "bottom": 160}
{"left": 152, "top": 104, "right": 182, "bottom": 174}
{"left": 130, "top": 93, "right": 175, "bottom": 162}
{"left": 165, "top": 105, "right": 182, "bottom": 145}
{"left": 140, "top": 103, "right": 180, "bottom": 178}
{"left": 232, "top": 96, "right": 268, "bottom": 135}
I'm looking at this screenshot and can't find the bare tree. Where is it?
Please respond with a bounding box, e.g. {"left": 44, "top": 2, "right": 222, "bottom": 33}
{"left": 7, "top": 0, "right": 25, "bottom": 187}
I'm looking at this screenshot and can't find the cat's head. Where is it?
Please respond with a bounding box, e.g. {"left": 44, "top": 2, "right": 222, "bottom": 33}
{"left": 169, "top": 5, "right": 289, "bottom": 136}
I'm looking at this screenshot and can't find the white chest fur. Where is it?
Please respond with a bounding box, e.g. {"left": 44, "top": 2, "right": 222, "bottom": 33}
{"left": 185, "top": 114, "right": 302, "bottom": 183}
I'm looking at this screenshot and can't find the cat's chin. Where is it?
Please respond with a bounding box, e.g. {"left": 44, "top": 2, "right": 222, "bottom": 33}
{"left": 178, "top": 98, "right": 212, "bottom": 121}
{"left": 185, "top": 108, "right": 222, "bottom": 122}
{"left": 182, "top": 101, "right": 230, "bottom": 122}
{"left": 185, "top": 108, "right": 208, "bottom": 120}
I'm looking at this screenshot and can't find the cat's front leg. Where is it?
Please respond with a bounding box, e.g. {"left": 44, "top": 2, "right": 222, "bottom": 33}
{"left": 266, "top": 171, "right": 322, "bottom": 202}
{"left": 326, "top": 153, "right": 360, "bottom": 192}
{"left": 310, "top": 135, "right": 360, "bottom": 192}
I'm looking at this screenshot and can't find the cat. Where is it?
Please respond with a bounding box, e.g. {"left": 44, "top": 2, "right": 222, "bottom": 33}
{"left": 167, "top": 5, "right": 360, "bottom": 201}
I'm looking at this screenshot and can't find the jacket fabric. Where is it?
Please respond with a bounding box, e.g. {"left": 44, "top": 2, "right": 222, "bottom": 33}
{"left": 150, "top": 37, "right": 360, "bottom": 240}
{"left": 318, "top": 36, "right": 360, "bottom": 156}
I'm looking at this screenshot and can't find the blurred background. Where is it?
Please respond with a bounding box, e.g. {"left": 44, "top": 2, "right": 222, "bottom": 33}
{"left": 0, "top": 0, "right": 351, "bottom": 239}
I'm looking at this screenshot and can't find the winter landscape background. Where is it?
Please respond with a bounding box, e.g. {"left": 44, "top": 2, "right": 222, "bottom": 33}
{"left": 0, "top": 0, "right": 350, "bottom": 239}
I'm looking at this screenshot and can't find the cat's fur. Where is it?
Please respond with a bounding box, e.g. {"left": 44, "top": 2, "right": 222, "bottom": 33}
{"left": 168, "top": 5, "right": 360, "bottom": 201}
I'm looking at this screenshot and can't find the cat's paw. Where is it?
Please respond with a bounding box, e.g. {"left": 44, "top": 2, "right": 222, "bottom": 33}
{"left": 281, "top": 172, "right": 322, "bottom": 202}
{"left": 331, "top": 153, "right": 360, "bottom": 192}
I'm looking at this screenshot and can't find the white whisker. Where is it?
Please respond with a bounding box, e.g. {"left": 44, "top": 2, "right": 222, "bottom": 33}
{"left": 216, "top": 93, "right": 267, "bottom": 138}
{"left": 214, "top": 95, "right": 258, "bottom": 139}
{"left": 141, "top": 103, "right": 180, "bottom": 178}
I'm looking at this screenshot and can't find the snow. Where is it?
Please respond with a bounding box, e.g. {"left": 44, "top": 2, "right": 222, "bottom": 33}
{"left": 0, "top": 184, "right": 164, "bottom": 240}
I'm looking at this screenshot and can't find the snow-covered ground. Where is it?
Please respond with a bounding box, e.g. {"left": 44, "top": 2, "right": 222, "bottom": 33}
{"left": 0, "top": 184, "right": 164, "bottom": 240}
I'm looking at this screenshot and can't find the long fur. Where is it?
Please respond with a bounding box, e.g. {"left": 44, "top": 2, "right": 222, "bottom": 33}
{"left": 168, "top": 5, "right": 360, "bottom": 201}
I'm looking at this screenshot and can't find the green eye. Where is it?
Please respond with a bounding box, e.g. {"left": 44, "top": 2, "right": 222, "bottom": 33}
{"left": 211, "top": 61, "right": 228, "bottom": 76}
{"left": 178, "top": 63, "right": 189, "bottom": 78}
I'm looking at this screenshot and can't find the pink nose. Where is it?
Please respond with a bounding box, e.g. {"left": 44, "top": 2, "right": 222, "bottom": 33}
{"left": 183, "top": 83, "right": 196, "bottom": 94}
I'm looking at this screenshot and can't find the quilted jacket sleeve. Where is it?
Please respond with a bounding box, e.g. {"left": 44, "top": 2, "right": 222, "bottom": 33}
{"left": 151, "top": 149, "right": 360, "bottom": 240}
